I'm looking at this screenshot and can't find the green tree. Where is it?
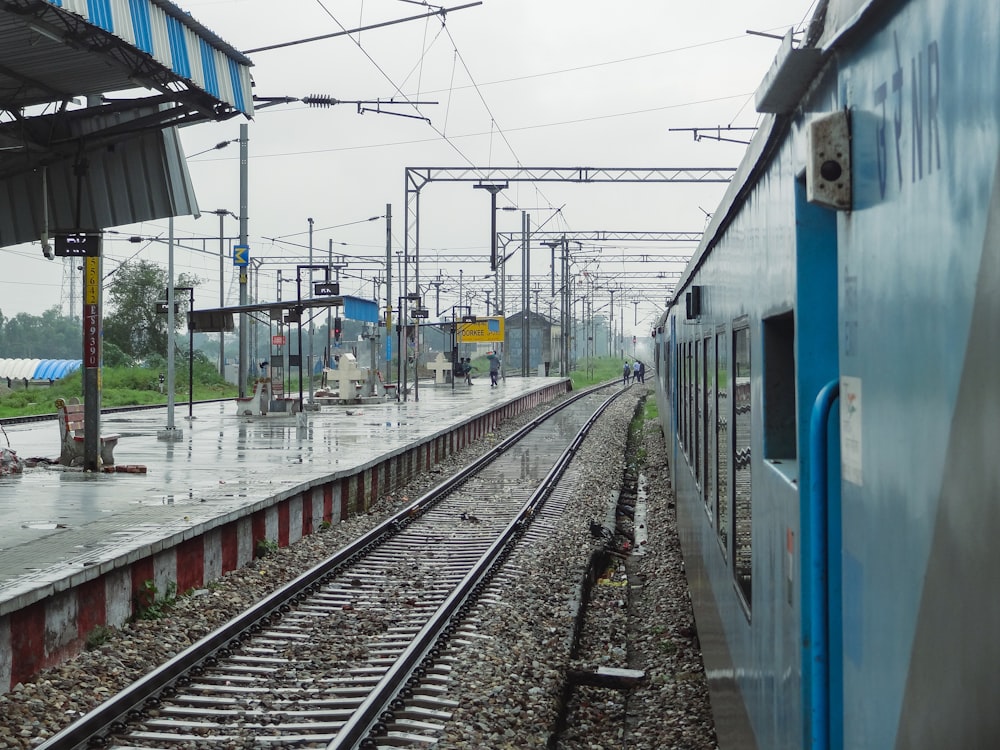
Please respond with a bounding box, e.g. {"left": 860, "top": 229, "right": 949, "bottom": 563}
{"left": 0, "top": 307, "right": 80, "bottom": 358}
{"left": 103, "top": 260, "right": 198, "bottom": 361}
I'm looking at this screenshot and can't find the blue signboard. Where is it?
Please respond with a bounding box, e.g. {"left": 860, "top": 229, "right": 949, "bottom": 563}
{"left": 233, "top": 244, "right": 249, "bottom": 267}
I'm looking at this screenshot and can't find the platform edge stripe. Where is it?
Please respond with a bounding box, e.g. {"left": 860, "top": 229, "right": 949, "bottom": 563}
{"left": 288, "top": 494, "right": 303, "bottom": 546}
{"left": 0, "top": 614, "right": 11, "bottom": 691}
{"left": 236, "top": 516, "right": 253, "bottom": 567}
{"left": 204, "top": 528, "right": 223, "bottom": 583}
{"left": 323, "top": 484, "right": 334, "bottom": 526}
{"left": 264, "top": 505, "right": 279, "bottom": 550}
{"left": 177, "top": 536, "right": 204, "bottom": 593}
{"left": 44, "top": 589, "right": 79, "bottom": 668}
{"left": 10, "top": 601, "right": 44, "bottom": 686}
{"left": 105, "top": 567, "right": 131, "bottom": 628}
{"left": 276, "top": 500, "right": 290, "bottom": 548}
{"left": 76, "top": 576, "right": 106, "bottom": 638}
{"left": 153, "top": 547, "right": 178, "bottom": 601}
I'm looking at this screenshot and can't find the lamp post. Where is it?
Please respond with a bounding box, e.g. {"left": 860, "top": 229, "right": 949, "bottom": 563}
{"left": 296, "top": 262, "right": 332, "bottom": 411}
{"left": 330, "top": 252, "right": 348, "bottom": 368}
{"left": 473, "top": 181, "right": 508, "bottom": 273}
{"left": 158, "top": 228, "right": 194, "bottom": 438}
{"left": 172, "top": 286, "right": 196, "bottom": 421}
{"left": 307, "top": 218, "right": 314, "bottom": 405}
{"left": 211, "top": 209, "right": 236, "bottom": 379}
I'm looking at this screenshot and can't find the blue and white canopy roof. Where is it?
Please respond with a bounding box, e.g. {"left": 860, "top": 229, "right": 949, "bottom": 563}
{"left": 43, "top": 0, "right": 253, "bottom": 115}
{"left": 0, "top": 0, "right": 254, "bottom": 117}
{"left": 0, "top": 1, "right": 254, "bottom": 248}
{"left": 0, "top": 359, "right": 82, "bottom": 381}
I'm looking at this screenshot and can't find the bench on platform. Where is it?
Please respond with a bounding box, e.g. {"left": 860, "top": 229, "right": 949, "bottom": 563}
{"left": 236, "top": 377, "right": 271, "bottom": 416}
{"left": 55, "top": 397, "right": 120, "bottom": 466}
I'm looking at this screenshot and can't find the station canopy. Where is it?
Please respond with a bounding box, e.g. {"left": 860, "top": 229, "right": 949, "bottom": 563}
{"left": 0, "top": 0, "right": 254, "bottom": 247}
{"left": 190, "top": 296, "right": 382, "bottom": 330}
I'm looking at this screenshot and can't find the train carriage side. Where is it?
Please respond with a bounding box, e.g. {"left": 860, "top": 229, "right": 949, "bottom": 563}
{"left": 655, "top": 110, "right": 833, "bottom": 748}
{"left": 827, "top": 1, "right": 1000, "bottom": 748}
{"left": 655, "top": 0, "right": 1000, "bottom": 748}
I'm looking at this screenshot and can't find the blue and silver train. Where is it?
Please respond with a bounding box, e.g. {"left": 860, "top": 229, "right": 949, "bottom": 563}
{"left": 652, "top": 0, "right": 1000, "bottom": 747}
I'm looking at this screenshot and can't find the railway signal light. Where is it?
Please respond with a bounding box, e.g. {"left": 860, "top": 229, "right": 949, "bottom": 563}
{"left": 333, "top": 317, "right": 342, "bottom": 341}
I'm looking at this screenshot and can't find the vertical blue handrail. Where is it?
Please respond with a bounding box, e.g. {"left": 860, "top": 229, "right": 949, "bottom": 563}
{"left": 808, "top": 379, "right": 840, "bottom": 750}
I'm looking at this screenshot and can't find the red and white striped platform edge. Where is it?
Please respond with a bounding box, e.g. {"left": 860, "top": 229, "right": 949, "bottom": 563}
{"left": 0, "top": 382, "right": 567, "bottom": 692}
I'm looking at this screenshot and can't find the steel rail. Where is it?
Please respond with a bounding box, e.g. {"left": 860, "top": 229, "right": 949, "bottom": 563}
{"left": 330, "top": 384, "right": 626, "bottom": 748}
{"left": 35, "top": 380, "right": 616, "bottom": 750}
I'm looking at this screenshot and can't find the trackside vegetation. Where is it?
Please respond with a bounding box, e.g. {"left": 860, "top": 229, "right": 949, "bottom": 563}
{"left": 0, "top": 356, "right": 236, "bottom": 418}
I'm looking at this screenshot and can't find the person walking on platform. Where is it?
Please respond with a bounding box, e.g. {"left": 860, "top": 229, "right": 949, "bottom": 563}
{"left": 623, "top": 361, "right": 631, "bottom": 385}
{"left": 487, "top": 351, "right": 501, "bottom": 387}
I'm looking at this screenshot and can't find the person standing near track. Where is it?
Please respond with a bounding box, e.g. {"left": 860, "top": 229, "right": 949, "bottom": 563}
{"left": 487, "top": 351, "right": 501, "bottom": 387}
{"left": 623, "top": 361, "right": 631, "bottom": 385}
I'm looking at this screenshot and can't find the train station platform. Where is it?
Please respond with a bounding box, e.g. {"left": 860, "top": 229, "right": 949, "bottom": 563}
{"left": 0, "top": 376, "right": 570, "bottom": 692}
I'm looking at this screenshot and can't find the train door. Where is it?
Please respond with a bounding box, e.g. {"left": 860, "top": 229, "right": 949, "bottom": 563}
{"left": 794, "top": 180, "right": 842, "bottom": 750}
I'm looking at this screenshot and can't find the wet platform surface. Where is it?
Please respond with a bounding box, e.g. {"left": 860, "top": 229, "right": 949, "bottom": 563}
{"left": 0, "top": 377, "right": 560, "bottom": 612}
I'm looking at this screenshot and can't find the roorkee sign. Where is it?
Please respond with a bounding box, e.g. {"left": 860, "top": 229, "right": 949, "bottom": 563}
{"left": 457, "top": 316, "right": 504, "bottom": 343}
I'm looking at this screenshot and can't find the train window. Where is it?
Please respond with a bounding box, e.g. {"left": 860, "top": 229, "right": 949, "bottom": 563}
{"left": 683, "top": 341, "right": 691, "bottom": 456}
{"left": 694, "top": 341, "right": 701, "bottom": 488}
{"left": 686, "top": 341, "right": 693, "bottom": 456}
{"left": 733, "top": 324, "right": 752, "bottom": 611}
{"left": 664, "top": 340, "right": 670, "bottom": 395}
{"left": 703, "top": 336, "right": 714, "bottom": 515}
{"left": 678, "top": 341, "right": 685, "bottom": 449}
{"left": 764, "top": 311, "right": 796, "bottom": 460}
{"left": 716, "top": 329, "right": 729, "bottom": 557}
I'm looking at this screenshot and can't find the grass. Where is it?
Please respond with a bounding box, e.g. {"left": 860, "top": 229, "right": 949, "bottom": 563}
{"left": 132, "top": 579, "right": 178, "bottom": 621}
{"left": 85, "top": 624, "right": 115, "bottom": 650}
{"left": 568, "top": 356, "right": 629, "bottom": 389}
{"left": 643, "top": 398, "right": 659, "bottom": 422}
{"left": 256, "top": 538, "right": 279, "bottom": 557}
{"left": 0, "top": 365, "right": 238, "bottom": 419}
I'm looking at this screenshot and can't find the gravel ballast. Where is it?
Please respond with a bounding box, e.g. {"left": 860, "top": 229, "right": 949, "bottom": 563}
{"left": 0, "top": 385, "right": 717, "bottom": 749}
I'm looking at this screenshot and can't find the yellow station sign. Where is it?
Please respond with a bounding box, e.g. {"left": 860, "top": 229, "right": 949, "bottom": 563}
{"left": 457, "top": 316, "right": 504, "bottom": 343}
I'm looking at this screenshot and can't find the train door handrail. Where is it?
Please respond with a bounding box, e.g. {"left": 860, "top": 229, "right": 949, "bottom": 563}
{"left": 808, "top": 379, "right": 840, "bottom": 750}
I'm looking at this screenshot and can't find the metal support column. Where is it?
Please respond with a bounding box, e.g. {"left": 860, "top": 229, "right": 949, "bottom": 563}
{"left": 521, "top": 211, "right": 529, "bottom": 376}
{"left": 238, "top": 124, "right": 249, "bottom": 398}
{"left": 385, "top": 204, "right": 393, "bottom": 386}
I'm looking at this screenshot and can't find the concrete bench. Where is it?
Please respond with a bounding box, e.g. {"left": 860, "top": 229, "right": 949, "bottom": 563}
{"left": 55, "top": 397, "right": 120, "bottom": 466}
{"left": 236, "top": 377, "right": 271, "bottom": 416}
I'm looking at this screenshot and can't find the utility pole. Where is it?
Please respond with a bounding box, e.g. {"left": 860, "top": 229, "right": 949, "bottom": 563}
{"left": 385, "top": 204, "right": 393, "bottom": 387}
{"left": 238, "top": 124, "right": 249, "bottom": 398}
{"left": 307, "top": 217, "right": 314, "bottom": 405}
{"left": 521, "top": 211, "right": 530, "bottom": 377}
{"left": 215, "top": 209, "right": 226, "bottom": 378}
{"left": 327, "top": 238, "right": 334, "bottom": 369}
{"left": 562, "top": 237, "right": 570, "bottom": 376}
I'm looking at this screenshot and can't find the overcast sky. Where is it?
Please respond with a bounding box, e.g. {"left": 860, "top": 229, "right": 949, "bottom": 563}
{"left": 1, "top": 0, "right": 815, "bottom": 336}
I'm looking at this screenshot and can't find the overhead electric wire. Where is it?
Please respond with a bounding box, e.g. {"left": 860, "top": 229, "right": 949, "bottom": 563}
{"left": 309, "top": 0, "right": 564, "bottom": 240}
{"left": 188, "top": 92, "right": 756, "bottom": 163}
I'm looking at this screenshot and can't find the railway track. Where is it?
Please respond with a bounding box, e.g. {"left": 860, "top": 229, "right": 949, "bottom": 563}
{"left": 37, "top": 384, "right": 622, "bottom": 750}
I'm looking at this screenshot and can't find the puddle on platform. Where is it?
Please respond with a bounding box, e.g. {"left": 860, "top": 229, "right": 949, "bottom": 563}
{"left": 22, "top": 521, "right": 69, "bottom": 530}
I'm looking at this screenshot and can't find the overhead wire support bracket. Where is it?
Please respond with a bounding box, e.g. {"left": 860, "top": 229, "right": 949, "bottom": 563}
{"left": 669, "top": 126, "right": 757, "bottom": 145}
{"left": 252, "top": 95, "right": 438, "bottom": 121}
{"left": 357, "top": 104, "right": 432, "bottom": 123}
